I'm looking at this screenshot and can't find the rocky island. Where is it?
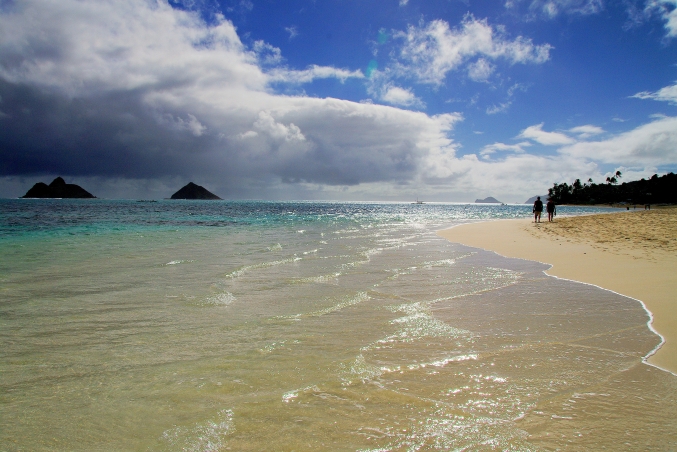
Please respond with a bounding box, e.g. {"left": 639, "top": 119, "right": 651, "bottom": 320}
{"left": 22, "top": 177, "right": 96, "bottom": 198}
{"left": 475, "top": 196, "right": 501, "bottom": 203}
{"left": 170, "top": 182, "right": 222, "bottom": 200}
{"left": 524, "top": 195, "right": 548, "bottom": 204}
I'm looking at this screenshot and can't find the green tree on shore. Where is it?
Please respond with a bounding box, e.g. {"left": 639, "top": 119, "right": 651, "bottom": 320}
{"left": 606, "top": 170, "right": 622, "bottom": 185}
{"left": 547, "top": 172, "right": 676, "bottom": 205}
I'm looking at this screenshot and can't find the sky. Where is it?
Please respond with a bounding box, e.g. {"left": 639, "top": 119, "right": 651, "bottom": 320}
{"left": 0, "top": 0, "right": 676, "bottom": 202}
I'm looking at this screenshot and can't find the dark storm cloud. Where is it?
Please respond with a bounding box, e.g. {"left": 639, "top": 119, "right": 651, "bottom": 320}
{"left": 0, "top": 0, "right": 469, "bottom": 199}
{"left": 0, "top": 81, "right": 230, "bottom": 180}
{"left": 0, "top": 77, "right": 450, "bottom": 194}
{"left": 0, "top": 0, "right": 587, "bottom": 203}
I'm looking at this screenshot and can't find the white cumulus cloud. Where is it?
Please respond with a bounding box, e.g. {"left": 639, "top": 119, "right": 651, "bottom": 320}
{"left": 569, "top": 125, "right": 604, "bottom": 139}
{"left": 505, "top": 0, "right": 604, "bottom": 18}
{"left": 381, "top": 85, "right": 420, "bottom": 107}
{"left": 480, "top": 141, "right": 532, "bottom": 157}
{"left": 486, "top": 102, "right": 512, "bottom": 114}
{"left": 253, "top": 111, "right": 305, "bottom": 142}
{"left": 468, "top": 58, "right": 495, "bottom": 81}
{"left": 632, "top": 80, "right": 677, "bottom": 104}
{"left": 646, "top": 0, "right": 677, "bottom": 37}
{"left": 394, "top": 15, "right": 552, "bottom": 85}
{"left": 559, "top": 115, "right": 677, "bottom": 166}
{"left": 0, "top": 0, "right": 266, "bottom": 95}
{"left": 253, "top": 40, "right": 283, "bottom": 65}
{"left": 518, "top": 123, "right": 576, "bottom": 145}
{"left": 267, "top": 65, "right": 364, "bottom": 84}
{"left": 285, "top": 26, "right": 298, "bottom": 40}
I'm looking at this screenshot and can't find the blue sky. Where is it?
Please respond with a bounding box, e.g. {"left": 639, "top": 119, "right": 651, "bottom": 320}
{"left": 0, "top": 0, "right": 676, "bottom": 201}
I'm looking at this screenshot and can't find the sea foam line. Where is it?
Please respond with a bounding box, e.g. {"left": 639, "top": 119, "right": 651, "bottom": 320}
{"left": 277, "top": 291, "right": 371, "bottom": 320}
{"left": 225, "top": 257, "right": 302, "bottom": 278}
{"left": 160, "top": 409, "right": 234, "bottom": 452}
{"left": 437, "top": 222, "right": 675, "bottom": 377}
{"left": 201, "top": 292, "right": 236, "bottom": 306}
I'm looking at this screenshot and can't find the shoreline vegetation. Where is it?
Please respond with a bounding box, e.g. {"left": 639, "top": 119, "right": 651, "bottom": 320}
{"left": 438, "top": 206, "right": 677, "bottom": 375}
{"left": 546, "top": 171, "right": 676, "bottom": 206}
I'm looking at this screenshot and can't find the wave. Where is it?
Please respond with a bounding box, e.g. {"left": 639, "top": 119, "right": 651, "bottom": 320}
{"left": 160, "top": 409, "right": 234, "bottom": 452}
{"left": 275, "top": 291, "right": 370, "bottom": 320}
{"left": 164, "top": 259, "right": 195, "bottom": 266}
{"left": 291, "top": 272, "right": 342, "bottom": 285}
{"left": 199, "top": 292, "right": 236, "bottom": 307}
{"left": 224, "top": 257, "right": 302, "bottom": 278}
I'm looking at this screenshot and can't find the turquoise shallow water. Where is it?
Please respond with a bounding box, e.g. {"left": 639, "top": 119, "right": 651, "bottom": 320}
{"left": 1, "top": 200, "right": 675, "bottom": 450}
{"left": 0, "top": 199, "right": 616, "bottom": 238}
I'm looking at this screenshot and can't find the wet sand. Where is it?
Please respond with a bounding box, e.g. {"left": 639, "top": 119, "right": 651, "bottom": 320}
{"left": 438, "top": 207, "right": 677, "bottom": 374}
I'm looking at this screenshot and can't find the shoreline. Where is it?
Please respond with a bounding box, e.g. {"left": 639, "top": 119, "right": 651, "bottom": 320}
{"left": 438, "top": 209, "right": 677, "bottom": 375}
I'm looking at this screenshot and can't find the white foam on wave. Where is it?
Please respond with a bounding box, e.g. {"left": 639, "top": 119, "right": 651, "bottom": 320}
{"left": 278, "top": 291, "right": 370, "bottom": 319}
{"left": 342, "top": 352, "right": 477, "bottom": 386}
{"left": 440, "top": 222, "right": 676, "bottom": 377}
{"left": 385, "top": 311, "right": 468, "bottom": 343}
{"left": 357, "top": 408, "right": 532, "bottom": 451}
{"left": 421, "top": 258, "right": 457, "bottom": 268}
{"left": 341, "top": 354, "right": 384, "bottom": 383}
{"left": 343, "top": 353, "right": 480, "bottom": 384}
{"left": 160, "top": 409, "right": 234, "bottom": 452}
{"left": 305, "top": 291, "right": 370, "bottom": 317}
{"left": 260, "top": 340, "right": 287, "bottom": 353}
{"left": 469, "top": 373, "right": 507, "bottom": 383}
{"left": 342, "top": 244, "right": 407, "bottom": 269}
{"left": 409, "top": 354, "right": 479, "bottom": 370}
{"left": 165, "top": 259, "right": 195, "bottom": 266}
{"left": 293, "top": 272, "right": 342, "bottom": 285}
{"left": 202, "top": 292, "right": 236, "bottom": 306}
{"left": 282, "top": 385, "right": 321, "bottom": 403}
{"left": 225, "top": 257, "right": 302, "bottom": 278}
{"left": 543, "top": 274, "right": 676, "bottom": 377}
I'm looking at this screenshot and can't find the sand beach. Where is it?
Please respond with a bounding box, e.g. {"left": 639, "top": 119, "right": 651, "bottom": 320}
{"left": 438, "top": 207, "right": 677, "bottom": 374}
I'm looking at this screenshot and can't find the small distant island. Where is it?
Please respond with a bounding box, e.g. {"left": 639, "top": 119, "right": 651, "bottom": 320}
{"left": 170, "top": 182, "right": 222, "bottom": 200}
{"left": 22, "top": 177, "right": 96, "bottom": 198}
{"left": 475, "top": 196, "right": 501, "bottom": 204}
{"left": 524, "top": 195, "right": 548, "bottom": 204}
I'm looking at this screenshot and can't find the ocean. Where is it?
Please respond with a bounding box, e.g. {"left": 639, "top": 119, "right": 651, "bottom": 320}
{"left": 1, "top": 199, "right": 675, "bottom": 450}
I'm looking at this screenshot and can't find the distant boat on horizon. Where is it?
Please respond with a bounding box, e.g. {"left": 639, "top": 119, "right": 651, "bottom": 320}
{"left": 412, "top": 198, "right": 425, "bottom": 204}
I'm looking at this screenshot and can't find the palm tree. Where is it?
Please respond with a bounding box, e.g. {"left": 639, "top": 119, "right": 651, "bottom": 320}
{"left": 606, "top": 171, "right": 620, "bottom": 185}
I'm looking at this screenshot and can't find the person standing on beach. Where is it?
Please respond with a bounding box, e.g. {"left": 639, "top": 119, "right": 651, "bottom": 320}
{"left": 533, "top": 196, "right": 543, "bottom": 223}
{"left": 546, "top": 198, "right": 556, "bottom": 222}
